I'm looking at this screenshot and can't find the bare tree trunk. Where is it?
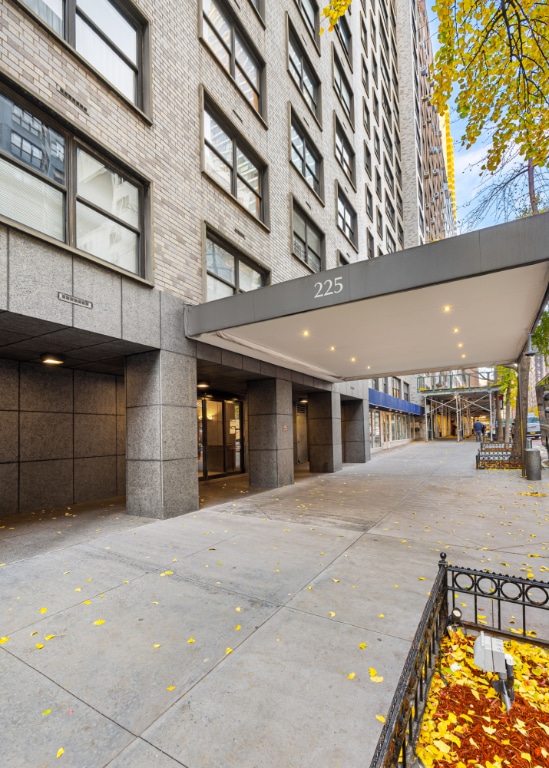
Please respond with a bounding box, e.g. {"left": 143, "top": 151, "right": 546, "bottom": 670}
{"left": 511, "top": 356, "right": 530, "bottom": 462}
{"left": 528, "top": 159, "right": 539, "bottom": 215}
{"left": 504, "top": 396, "right": 512, "bottom": 443}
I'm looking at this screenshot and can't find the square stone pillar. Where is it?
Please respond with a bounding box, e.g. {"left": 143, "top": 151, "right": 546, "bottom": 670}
{"left": 307, "top": 391, "right": 342, "bottom": 473}
{"left": 126, "top": 350, "right": 198, "bottom": 518}
{"left": 341, "top": 399, "right": 370, "bottom": 463}
{"left": 247, "top": 378, "right": 294, "bottom": 487}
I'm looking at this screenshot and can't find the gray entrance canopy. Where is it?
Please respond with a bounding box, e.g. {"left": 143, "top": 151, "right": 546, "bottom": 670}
{"left": 185, "top": 214, "right": 549, "bottom": 382}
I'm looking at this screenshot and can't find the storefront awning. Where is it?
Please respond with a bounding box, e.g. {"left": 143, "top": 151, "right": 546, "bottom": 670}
{"left": 185, "top": 214, "right": 549, "bottom": 383}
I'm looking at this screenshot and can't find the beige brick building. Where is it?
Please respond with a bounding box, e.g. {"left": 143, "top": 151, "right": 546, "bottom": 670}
{"left": 0, "top": 0, "right": 453, "bottom": 518}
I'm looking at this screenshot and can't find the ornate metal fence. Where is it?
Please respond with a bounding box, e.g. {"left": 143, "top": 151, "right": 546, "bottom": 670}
{"left": 369, "top": 553, "right": 549, "bottom": 768}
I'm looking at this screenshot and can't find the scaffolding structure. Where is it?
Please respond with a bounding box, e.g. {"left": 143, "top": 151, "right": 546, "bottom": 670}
{"left": 422, "top": 387, "right": 500, "bottom": 442}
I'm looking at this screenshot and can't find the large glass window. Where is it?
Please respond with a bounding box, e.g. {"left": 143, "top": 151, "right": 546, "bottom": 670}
{"left": 203, "top": 0, "right": 262, "bottom": 113}
{"left": 335, "top": 121, "right": 354, "bottom": 183}
{"left": 20, "top": 0, "right": 144, "bottom": 106}
{"left": 337, "top": 188, "right": 357, "bottom": 245}
{"left": 289, "top": 31, "right": 320, "bottom": 118}
{"left": 334, "top": 56, "right": 353, "bottom": 123}
{"left": 206, "top": 233, "right": 266, "bottom": 301}
{"left": 204, "top": 108, "right": 264, "bottom": 220}
{"left": 0, "top": 91, "right": 144, "bottom": 273}
{"left": 291, "top": 116, "right": 321, "bottom": 195}
{"left": 293, "top": 205, "right": 322, "bottom": 272}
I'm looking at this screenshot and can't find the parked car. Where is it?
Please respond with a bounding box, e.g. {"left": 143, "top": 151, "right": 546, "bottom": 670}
{"left": 527, "top": 413, "right": 541, "bottom": 438}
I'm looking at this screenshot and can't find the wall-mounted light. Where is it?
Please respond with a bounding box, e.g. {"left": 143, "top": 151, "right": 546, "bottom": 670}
{"left": 299, "top": 398, "right": 308, "bottom": 404}
{"left": 40, "top": 354, "right": 64, "bottom": 365}
{"left": 197, "top": 380, "right": 210, "bottom": 389}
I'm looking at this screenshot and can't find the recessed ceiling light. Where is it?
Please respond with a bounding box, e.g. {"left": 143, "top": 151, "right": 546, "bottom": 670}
{"left": 443, "top": 305, "right": 451, "bottom": 313}
{"left": 40, "top": 354, "right": 64, "bottom": 365}
{"left": 367, "top": 365, "right": 371, "bottom": 370}
{"left": 457, "top": 343, "right": 463, "bottom": 348}
{"left": 299, "top": 398, "right": 308, "bottom": 404}
{"left": 350, "top": 357, "right": 356, "bottom": 362}
{"left": 453, "top": 328, "right": 459, "bottom": 333}
{"left": 302, "top": 330, "right": 310, "bottom": 337}
{"left": 330, "top": 346, "right": 336, "bottom": 351}
{"left": 461, "top": 354, "right": 466, "bottom": 358}
{"left": 197, "top": 380, "right": 210, "bottom": 389}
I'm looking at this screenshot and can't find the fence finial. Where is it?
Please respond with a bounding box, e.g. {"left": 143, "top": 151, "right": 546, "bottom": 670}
{"left": 439, "top": 552, "right": 447, "bottom": 566}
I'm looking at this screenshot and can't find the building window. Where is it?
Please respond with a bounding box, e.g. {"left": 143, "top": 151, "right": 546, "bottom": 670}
{"left": 337, "top": 187, "right": 357, "bottom": 245}
{"left": 334, "top": 55, "right": 353, "bottom": 124}
{"left": 335, "top": 15, "right": 352, "bottom": 60}
{"left": 291, "top": 114, "right": 322, "bottom": 195}
{"left": 392, "top": 378, "right": 401, "bottom": 398}
{"left": 366, "top": 187, "right": 373, "bottom": 220}
{"left": 361, "top": 16, "right": 368, "bottom": 52}
{"left": 398, "top": 223, "right": 404, "bottom": 247}
{"left": 295, "top": 0, "right": 318, "bottom": 40}
{"left": 203, "top": 0, "right": 262, "bottom": 113}
{"left": 386, "top": 229, "right": 396, "bottom": 253}
{"left": 375, "top": 169, "right": 382, "bottom": 198}
{"left": 19, "top": 0, "right": 146, "bottom": 107}
{"left": 374, "top": 130, "right": 380, "bottom": 160}
{"left": 293, "top": 204, "right": 323, "bottom": 272}
{"left": 0, "top": 90, "right": 144, "bottom": 274}
{"left": 204, "top": 107, "right": 264, "bottom": 220}
{"left": 206, "top": 232, "right": 267, "bottom": 301}
{"left": 367, "top": 229, "right": 374, "bottom": 259}
{"left": 362, "top": 59, "right": 369, "bottom": 94}
{"left": 362, "top": 99, "right": 371, "bottom": 136}
{"left": 364, "top": 143, "right": 372, "bottom": 177}
{"left": 289, "top": 30, "right": 320, "bottom": 118}
{"left": 383, "top": 122, "right": 393, "bottom": 158}
{"left": 403, "top": 382, "right": 410, "bottom": 401}
{"left": 373, "top": 93, "right": 379, "bottom": 123}
{"left": 377, "top": 207, "right": 383, "bottom": 236}
{"left": 372, "top": 56, "right": 378, "bottom": 84}
{"left": 385, "top": 196, "right": 395, "bottom": 227}
{"left": 384, "top": 160, "right": 394, "bottom": 193}
{"left": 335, "top": 121, "right": 354, "bottom": 183}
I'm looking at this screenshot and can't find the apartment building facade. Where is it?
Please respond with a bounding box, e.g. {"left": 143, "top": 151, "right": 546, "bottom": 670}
{"left": 0, "top": 0, "right": 452, "bottom": 519}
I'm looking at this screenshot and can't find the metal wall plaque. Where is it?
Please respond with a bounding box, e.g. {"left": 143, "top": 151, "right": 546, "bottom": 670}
{"left": 58, "top": 292, "right": 93, "bottom": 309}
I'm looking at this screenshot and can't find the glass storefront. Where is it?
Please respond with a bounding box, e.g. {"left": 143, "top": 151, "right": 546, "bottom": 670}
{"left": 370, "top": 409, "right": 412, "bottom": 447}
{"left": 197, "top": 396, "right": 243, "bottom": 479}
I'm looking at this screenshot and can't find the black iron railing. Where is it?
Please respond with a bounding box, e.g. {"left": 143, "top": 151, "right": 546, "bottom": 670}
{"left": 369, "top": 553, "right": 549, "bottom": 768}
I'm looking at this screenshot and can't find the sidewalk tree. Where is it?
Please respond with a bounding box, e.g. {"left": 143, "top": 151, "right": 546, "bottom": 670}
{"left": 496, "top": 365, "right": 517, "bottom": 443}
{"left": 532, "top": 310, "right": 549, "bottom": 364}
{"left": 319, "top": 1, "right": 352, "bottom": 33}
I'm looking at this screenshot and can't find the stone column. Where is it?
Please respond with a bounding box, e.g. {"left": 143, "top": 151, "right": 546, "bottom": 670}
{"left": 126, "top": 349, "right": 198, "bottom": 518}
{"left": 341, "top": 399, "right": 370, "bottom": 463}
{"left": 307, "top": 391, "right": 342, "bottom": 473}
{"left": 247, "top": 378, "right": 294, "bottom": 487}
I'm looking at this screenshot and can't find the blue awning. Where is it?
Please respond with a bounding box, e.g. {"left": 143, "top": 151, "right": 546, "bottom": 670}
{"left": 368, "top": 388, "right": 424, "bottom": 415}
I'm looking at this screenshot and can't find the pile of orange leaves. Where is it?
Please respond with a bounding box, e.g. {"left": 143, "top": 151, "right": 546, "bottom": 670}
{"left": 416, "top": 631, "right": 549, "bottom": 768}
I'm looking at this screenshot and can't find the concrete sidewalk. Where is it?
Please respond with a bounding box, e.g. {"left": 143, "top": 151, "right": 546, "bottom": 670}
{"left": 1, "top": 441, "right": 548, "bottom": 768}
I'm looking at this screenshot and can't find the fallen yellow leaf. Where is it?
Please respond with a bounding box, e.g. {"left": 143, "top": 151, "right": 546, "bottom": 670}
{"left": 39, "top": 607, "right": 48, "bottom": 614}
{"left": 36, "top": 643, "right": 44, "bottom": 649}
{"left": 329, "top": 611, "right": 336, "bottom": 617}
{"left": 371, "top": 676, "right": 384, "bottom": 683}
{"left": 359, "top": 642, "right": 367, "bottom": 650}
{"left": 376, "top": 714, "right": 386, "bottom": 723}
{"left": 56, "top": 747, "right": 64, "bottom": 759}
{"left": 235, "top": 625, "right": 241, "bottom": 631}
{"left": 348, "top": 672, "right": 356, "bottom": 680}
{"left": 332, "top": 578, "right": 340, "bottom": 583}
{"left": 226, "top": 647, "right": 233, "bottom": 654}
{"left": 45, "top": 634, "right": 56, "bottom": 641}
{"left": 93, "top": 619, "right": 105, "bottom": 626}
{"left": 166, "top": 684, "right": 175, "bottom": 691}
{"left": 160, "top": 570, "right": 173, "bottom": 577}
{"left": 433, "top": 740, "right": 450, "bottom": 754}
{"left": 153, "top": 644, "right": 161, "bottom": 649}
{"left": 42, "top": 709, "right": 51, "bottom": 716}
{"left": 187, "top": 637, "right": 195, "bottom": 644}
{"left": 0, "top": 636, "right": 9, "bottom": 644}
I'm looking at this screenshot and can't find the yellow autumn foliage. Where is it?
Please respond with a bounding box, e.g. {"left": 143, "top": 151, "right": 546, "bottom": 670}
{"left": 431, "top": 0, "right": 549, "bottom": 170}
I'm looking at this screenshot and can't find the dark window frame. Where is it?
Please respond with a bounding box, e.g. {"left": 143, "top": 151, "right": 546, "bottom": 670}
{"left": 335, "top": 14, "right": 352, "bottom": 64}
{"left": 290, "top": 112, "right": 323, "bottom": 197}
{"left": 205, "top": 228, "right": 268, "bottom": 299}
{"left": 334, "top": 118, "right": 355, "bottom": 185}
{"left": 288, "top": 27, "right": 321, "bottom": 120}
{"left": 203, "top": 101, "right": 267, "bottom": 223}
{"left": 294, "top": 0, "right": 320, "bottom": 47}
{"left": 202, "top": 0, "right": 265, "bottom": 115}
{"left": 292, "top": 201, "right": 324, "bottom": 272}
{"left": 0, "top": 85, "right": 148, "bottom": 276}
{"left": 337, "top": 185, "right": 357, "bottom": 246}
{"left": 333, "top": 52, "right": 354, "bottom": 126}
{"left": 15, "top": 0, "right": 149, "bottom": 112}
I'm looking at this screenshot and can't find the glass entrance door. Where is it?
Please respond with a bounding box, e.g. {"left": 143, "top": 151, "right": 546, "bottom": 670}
{"left": 197, "top": 397, "right": 244, "bottom": 480}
